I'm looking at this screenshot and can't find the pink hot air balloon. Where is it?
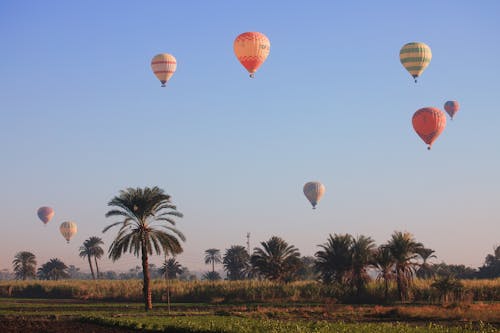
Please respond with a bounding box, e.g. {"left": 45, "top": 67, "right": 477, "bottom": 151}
{"left": 37, "top": 207, "right": 54, "bottom": 225}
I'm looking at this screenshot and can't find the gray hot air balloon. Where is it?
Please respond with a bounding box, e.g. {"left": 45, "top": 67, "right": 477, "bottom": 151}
{"left": 303, "top": 182, "right": 325, "bottom": 209}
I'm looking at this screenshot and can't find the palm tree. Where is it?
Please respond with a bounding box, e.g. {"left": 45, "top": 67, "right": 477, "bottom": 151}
{"left": 416, "top": 247, "right": 437, "bottom": 279}
{"left": 204, "top": 248, "right": 222, "bottom": 274}
{"left": 250, "top": 236, "right": 301, "bottom": 282}
{"left": 103, "top": 186, "right": 185, "bottom": 311}
{"left": 223, "top": 245, "right": 250, "bottom": 280}
{"left": 202, "top": 271, "right": 222, "bottom": 281}
{"left": 37, "top": 258, "right": 69, "bottom": 280}
{"left": 12, "top": 251, "right": 37, "bottom": 280}
{"left": 160, "top": 257, "right": 184, "bottom": 279}
{"left": 350, "top": 235, "right": 376, "bottom": 295}
{"left": 387, "top": 231, "right": 423, "bottom": 302}
{"left": 79, "top": 239, "right": 96, "bottom": 280}
{"left": 314, "top": 234, "right": 353, "bottom": 284}
{"left": 372, "top": 245, "right": 395, "bottom": 300}
{"left": 87, "top": 236, "right": 104, "bottom": 279}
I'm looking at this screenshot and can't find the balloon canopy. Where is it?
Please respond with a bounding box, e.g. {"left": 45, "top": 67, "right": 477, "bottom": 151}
{"left": 37, "top": 206, "right": 54, "bottom": 225}
{"left": 234, "top": 32, "right": 270, "bottom": 78}
{"left": 400, "top": 42, "right": 432, "bottom": 82}
{"left": 151, "top": 53, "right": 177, "bottom": 87}
{"left": 444, "top": 100, "right": 460, "bottom": 120}
{"left": 303, "top": 182, "right": 326, "bottom": 209}
{"left": 59, "top": 221, "right": 77, "bottom": 244}
{"left": 412, "top": 107, "right": 447, "bottom": 150}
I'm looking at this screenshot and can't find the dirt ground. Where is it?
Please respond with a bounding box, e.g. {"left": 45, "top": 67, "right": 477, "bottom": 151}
{"left": 0, "top": 317, "right": 138, "bottom": 333}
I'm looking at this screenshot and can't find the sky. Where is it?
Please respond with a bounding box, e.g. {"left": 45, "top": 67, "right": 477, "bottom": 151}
{"left": 0, "top": 1, "right": 499, "bottom": 274}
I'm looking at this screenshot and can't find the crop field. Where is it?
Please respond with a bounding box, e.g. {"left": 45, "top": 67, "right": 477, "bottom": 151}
{"left": 0, "top": 298, "right": 499, "bottom": 333}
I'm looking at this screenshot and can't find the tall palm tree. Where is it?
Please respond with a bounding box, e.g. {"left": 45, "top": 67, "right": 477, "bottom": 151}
{"left": 79, "top": 238, "right": 96, "bottom": 279}
{"left": 250, "top": 236, "right": 301, "bottom": 282}
{"left": 387, "top": 231, "right": 423, "bottom": 302}
{"left": 204, "top": 248, "right": 222, "bottom": 274}
{"left": 223, "top": 245, "right": 250, "bottom": 280}
{"left": 160, "top": 257, "right": 184, "bottom": 279}
{"left": 12, "top": 251, "right": 37, "bottom": 280}
{"left": 37, "top": 258, "right": 69, "bottom": 280}
{"left": 350, "top": 235, "right": 376, "bottom": 295}
{"left": 416, "top": 247, "right": 437, "bottom": 279}
{"left": 87, "top": 237, "right": 104, "bottom": 279}
{"left": 372, "top": 245, "right": 395, "bottom": 300}
{"left": 314, "top": 234, "right": 353, "bottom": 284}
{"left": 103, "top": 186, "right": 185, "bottom": 311}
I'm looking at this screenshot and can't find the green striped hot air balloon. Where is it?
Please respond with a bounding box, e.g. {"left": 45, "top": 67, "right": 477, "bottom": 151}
{"left": 399, "top": 42, "right": 432, "bottom": 83}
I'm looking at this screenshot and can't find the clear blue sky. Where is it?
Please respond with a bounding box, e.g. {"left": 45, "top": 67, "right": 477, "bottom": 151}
{"left": 1, "top": 1, "right": 499, "bottom": 273}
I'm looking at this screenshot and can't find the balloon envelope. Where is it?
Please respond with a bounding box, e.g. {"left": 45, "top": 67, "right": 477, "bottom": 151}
{"left": 444, "top": 100, "right": 460, "bottom": 119}
{"left": 234, "top": 32, "right": 270, "bottom": 77}
{"left": 303, "top": 182, "right": 325, "bottom": 209}
{"left": 400, "top": 42, "right": 432, "bottom": 82}
{"left": 37, "top": 207, "right": 54, "bottom": 224}
{"left": 412, "top": 107, "right": 446, "bottom": 150}
{"left": 151, "top": 53, "right": 177, "bottom": 87}
{"left": 59, "top": 221, "right": 77, "bottom": 243}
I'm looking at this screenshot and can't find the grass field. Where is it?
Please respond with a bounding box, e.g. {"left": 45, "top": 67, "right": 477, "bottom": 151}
{"left": 0, "top": 298, "right": 498, "bottom": 333}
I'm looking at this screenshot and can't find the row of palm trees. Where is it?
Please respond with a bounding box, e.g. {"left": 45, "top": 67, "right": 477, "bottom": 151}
{"left": 12, "top": 252, "right": 69, "bottom": 280}
{"left": 203, "top": 232, "right": 435, "bottom": 302}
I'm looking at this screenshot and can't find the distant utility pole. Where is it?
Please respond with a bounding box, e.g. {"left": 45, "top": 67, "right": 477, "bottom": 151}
{"left": 246, "top": 232, "right": 251, "bottom": 255}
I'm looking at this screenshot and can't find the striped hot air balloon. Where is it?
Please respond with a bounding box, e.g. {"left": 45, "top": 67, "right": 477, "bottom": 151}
{"left": 151, "top": 53, "right": 177, "bottom": 87}
{"left": 412, "top": 107, "right": 447, "bottom": 150}
{"left": 234, "top": 32, "right": 270, "bottom": 78}
{"left": 59, "top": 221, "right": 77, "bottom": 244}
{"left": 37, "top": 206, "right": 54, "bottom": 225}
{"left": 303, "top": 182, "right": 326, "bottom": 209}
{"left": 444, "top": 100, "right": 460, "bottom": 120}
{"left": 400, "top": 42, "right": 432, "bottom": 83}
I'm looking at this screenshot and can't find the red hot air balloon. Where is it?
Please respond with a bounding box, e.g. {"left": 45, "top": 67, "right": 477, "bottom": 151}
{"left": 233, "top": 32, "right": 270, "bottom": 78}
{"left": 444, "top": 100, "right": 460, "bottom": 120}
{"left": 37, "top": 207, "right": 54, "bottom": 225}
{"left": 412, "top": 107, "right": 447, "bottom": 150}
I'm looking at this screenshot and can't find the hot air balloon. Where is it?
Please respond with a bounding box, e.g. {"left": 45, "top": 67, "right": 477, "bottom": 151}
{"left": 303, "top": 182, "right": 325, "bottom": 209}
{"left": 444, "top": 100, "right": 460, "bottom": 120}
{"left": 400, "top": 42, "right": 432, "bottom": 82}
{"left": 151, "top": 53, "right": 177, "bottom": 87}
{"left": 59, "top": 221, "right": 77, "bottom": 244}
{"left": 234, "top": 32, "right": 270, "bottom": 78}
{"left": 412, "top": 107, "right": 447, "bottom": 150}
{"left": 37, "top": 206, "right": 54, "bottom": 225}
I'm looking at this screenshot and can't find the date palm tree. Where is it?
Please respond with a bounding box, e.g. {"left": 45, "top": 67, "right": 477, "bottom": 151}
{"left": 160, "top": 257, "right": 183, "bottom": 279}
{"left": 387, "top": 231, "right": 423, "bottom": 302}
{"left": 223, "top": 245, "right": 250, "bottom": 280}
{"left": 79, "top": 238, "right": 96, "bottom": 279}
{"left": 12, "top": 251, "right": 37, "bottom": 280}
{"left": 204, "top": 248, "right": 222, "bottom": 274}
{"left": 103, "top": 186, "right": 185, "bottom": 311}
{"left": 315, "top": 234, "right": 353, "bottom": 284}
{"left": 250, "top": 236, "right": 301, "bottom": 282}
{"left": 416, "top": 247, "right": 437, "bottom": 279}
{"left": 88, "top": 237, "right": 104, "bottom": 279}
{"left": 351, "top": 235, "right": 376, "bottom": 295}
{"left": 372, "top": 245, "right": 395, "bottom": 300}
{"left": 37, "top": 258, "right": 69, "bottom": 280}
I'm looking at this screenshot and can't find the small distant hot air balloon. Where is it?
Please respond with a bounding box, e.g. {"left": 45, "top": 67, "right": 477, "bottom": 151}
{"left": 151, "top": 53, "right": 177, "bottom": 87}
{"left": 444, "top": 100, "right": 460, "bottom": 120}
{"left": 400, "top": 42, "right": 432, "bottom": 83}
{"left": 412, "top": 107, "right": 447, "bottom": 150}
{"left": 234, "top": 32, "right": 270, "bottom": 78}
{"left": 37, "top": 207, "right": 54, "bottom": 225}
{"left": 303, "top": 182, "right": 325, "bottom": 209}
{"left": 59, "top": 221, "right": 77, "bottom": 244}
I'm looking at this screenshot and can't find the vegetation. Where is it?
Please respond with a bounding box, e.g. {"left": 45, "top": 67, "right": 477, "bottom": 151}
{"left": 251, "top": 236, "right": 301, "bottom": 282}
{"left": 223, "top": 245, "right": 250, "bottom": 280}
{"left": 37, "top": 258, "right": 69, "bottom": 280}
{"left": 12, "top": 251, "right": 37, "bottom": 280}
{"left": 204, "top": 248, "right": 222, "bottom": 279}
{"left": 159, "top": 257, "right": 183, "bottom": 279}
{"left": 103, "top": 186, "right": 185, "bottom": 311}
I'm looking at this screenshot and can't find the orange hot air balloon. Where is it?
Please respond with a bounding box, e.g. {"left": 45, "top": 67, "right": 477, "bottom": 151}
{"left": 303, "top": 182, "right": 326, "bottom": 209}
{"left": 234, "top": 32, "right": 270, "bottom": 78}
{"left": 444, "top": 100, "right": 460, "bottom": 120}
{"left": 151, "top": 53, "right": 177, "bottom": 87}
{"left": 412, "top": 107, "right": 447, "bottom": 150}
{"left": 37, "top": 206, "right": 54, "bottom": 225}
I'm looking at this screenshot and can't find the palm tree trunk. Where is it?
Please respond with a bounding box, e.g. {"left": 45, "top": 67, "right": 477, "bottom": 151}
{"left": 212, "top": 260, "right": 215, "bottom": 273}
{"left": 88, "top": 256, "right": 95, "bottom": 280}
{"left": 142, "top": 243, "right": 152, "bottom": 311}
{"left": 94, "top": 257, "right": 100, "bottom": 279}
